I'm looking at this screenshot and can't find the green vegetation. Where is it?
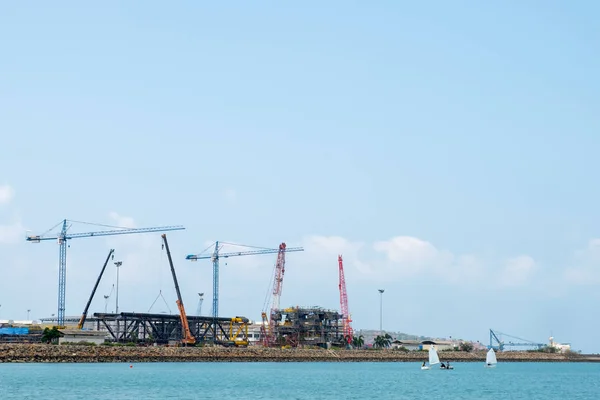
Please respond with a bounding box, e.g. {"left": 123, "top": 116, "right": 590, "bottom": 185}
{"left": 41, "top": 327, "right": 61, "bottom": 344}
{"left": 459, "top": 342, "right": 474, "bottom": 352}
{"left": 352, "top": 335, "right": 364, "bottom": 349}
{"left": 528, "top": 346, "right": 559, "bottom": 353}
{"left": 373, "top": 334, "right": 392, "bottom": 349}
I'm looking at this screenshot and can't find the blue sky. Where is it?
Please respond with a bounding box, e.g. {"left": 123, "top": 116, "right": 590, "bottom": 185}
{"left": 1, "top": 1, "right": 599, "bottom": 352}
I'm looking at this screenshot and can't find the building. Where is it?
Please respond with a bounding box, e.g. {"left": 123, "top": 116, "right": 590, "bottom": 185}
{"left": 420, "top": 340, "right": 457, "bottom": 351}
{"left": 247, "top": 322, "right": 266, "bottom": 345}
{"left": 58, "top": 329, "right": 108, "bottom": 345}
{"left": 391, "top": 340, "right": 422, "bottom": 351}
{"left": 549, "top": 337, "right": 571, "bottom": 353}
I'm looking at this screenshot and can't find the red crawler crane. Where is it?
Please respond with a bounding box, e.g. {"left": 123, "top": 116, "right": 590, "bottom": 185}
{"left": 261, "top": 243, "right": 288, "bottom": 346}
{"left": 338, "top": 255, "right": 353, "bottom": 343}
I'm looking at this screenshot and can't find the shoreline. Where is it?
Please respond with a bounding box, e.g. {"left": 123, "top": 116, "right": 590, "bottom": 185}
{"left": 1, "top": 344, "right": 598, "bottom": 363}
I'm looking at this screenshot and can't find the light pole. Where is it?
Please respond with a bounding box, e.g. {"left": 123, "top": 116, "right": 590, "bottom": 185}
{"left": 114, "top": 261, "right": 122, "bottom": 314}
{"left": 197, "top": 293, "right": 204, "bottom": 316}
{"left": 27, "top": 309, "right": 31, "bottom": 320}
{"left": 378, "top": 289, "right": 384, "bottom": 334}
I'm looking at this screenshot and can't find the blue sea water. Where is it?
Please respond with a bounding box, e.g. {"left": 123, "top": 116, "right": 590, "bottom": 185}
{"left": 0, "top": 362, "right": 599, "bottom": 399}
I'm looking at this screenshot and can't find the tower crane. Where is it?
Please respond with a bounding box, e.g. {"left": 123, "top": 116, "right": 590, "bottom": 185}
{"left": 26, "top": 219, "right": 185, "bottom": 327}
{"left": 338, "top": 255, "right": 353, "bottom": 344}
{"left": 185, "top": 241, "right": 304, "bottom": 319}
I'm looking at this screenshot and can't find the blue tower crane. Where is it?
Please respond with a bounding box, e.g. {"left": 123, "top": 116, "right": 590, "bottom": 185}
{"left": 185, "top": 242, "right": 304, "bottom": 319}
{"left": 26, "top": 219, "right": 185, "bottom": 327}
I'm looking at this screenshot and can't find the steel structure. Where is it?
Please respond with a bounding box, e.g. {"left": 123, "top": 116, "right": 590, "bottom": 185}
{"left": 338, "top": 255, "right": 353, "bottom": 343}
{"left": 270, "top": 306, "right": 343, "bottom": 347}
{"left": 26, "top": 219, "right": 185, "bottom": 326}
{"left": 92, "top": 312, "right": 250, "bottom": 345}
{"left": 489, "top": 329, "right": 545, "bottom": 351}
{"left": 185, "top": 241, "right": 303, "bottom": 318}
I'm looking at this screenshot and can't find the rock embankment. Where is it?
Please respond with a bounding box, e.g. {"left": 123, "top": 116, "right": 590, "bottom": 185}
{"left": 0, "top": 344, "right": 596, "bottom": 363}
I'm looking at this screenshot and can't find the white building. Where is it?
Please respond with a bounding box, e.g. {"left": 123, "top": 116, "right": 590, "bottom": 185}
{"left": 420, "top": 340, "right": 457, "bottom": 351}
{"left": 391, "top": 340, "right": 422, "bottom": 351}
{"left": 549, "top": 336, "right": 571, "bottom": 353}
{"left": 58, "top": 329, "right": 108, "bottom": 345}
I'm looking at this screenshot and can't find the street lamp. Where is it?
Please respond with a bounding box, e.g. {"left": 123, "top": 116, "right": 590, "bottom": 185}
{"left": 27, "top": 309, "right": 31, "bottom": 320}
{"left": 114, "top": 261, "right": 123, "bottom": 314}
{"left": 104, "top": 295, "right": 110, "bottom": 313}
{"left": 378, "top": 289, "right": 384, "bottom": 334}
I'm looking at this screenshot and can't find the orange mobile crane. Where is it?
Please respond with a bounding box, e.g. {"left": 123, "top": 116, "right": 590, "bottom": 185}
{"left": 162, "top": 234, "right": 195, "bottom": 345}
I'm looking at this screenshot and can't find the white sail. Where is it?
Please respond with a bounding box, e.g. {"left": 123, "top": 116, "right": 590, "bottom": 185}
{"left": 486, "top": 348, "right": 497, "bottom": 365}
{"left": 429, "top": 345, "right": 440, "bottom": 365}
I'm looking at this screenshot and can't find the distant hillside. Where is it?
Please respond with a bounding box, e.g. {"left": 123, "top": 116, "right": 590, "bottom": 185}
{"left": 355, "top": 329, "right": 436, "bottom": 343}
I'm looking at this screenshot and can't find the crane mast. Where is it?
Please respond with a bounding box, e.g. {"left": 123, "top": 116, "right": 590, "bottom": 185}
{"left": 162, "top": 234, "right": 195, "bottom": 345}
{"left": 186, "top": 242, "right": 303, "bottom": 320}
{"left": 26, "top": 219, "right": 184, "bottom": 327}
{"left": 262, "top": 243, "right": 288, "bottom": 346}
{"left": 338, "top": 255, "right": 353, "bottom": 343}
{"left": 272, "top": 243, "right": 287, "bottom": 312}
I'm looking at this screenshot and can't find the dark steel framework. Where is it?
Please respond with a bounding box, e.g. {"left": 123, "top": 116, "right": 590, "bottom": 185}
{"left": 92, "top": 312, "right": 249, "bottom": 345}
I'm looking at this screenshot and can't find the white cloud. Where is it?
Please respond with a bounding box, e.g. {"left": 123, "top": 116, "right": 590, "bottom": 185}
{"left": 302, "top": 235, "right": 371, "bottom": 274}
{"left": 373, "top": 236, "right": 440, "bottom": 276}
{"left": 372, "top": 236, "right": 484, "bottom": 284}
{"left": 498, "top": 255, "right": 537, "bottom": 287}
{"left": 563, "top": 239, "right": 600, "bottom": 285}
{"left": 108, "top": 211, "right": 136, "bottom": 228}
{"left": 0, "top": 184, "right": 14, "bottom": 205}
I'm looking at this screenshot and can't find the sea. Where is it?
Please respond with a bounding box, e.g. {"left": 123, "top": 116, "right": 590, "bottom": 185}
{"left": 0, "top": 362, "right": 598, "bottom": 399}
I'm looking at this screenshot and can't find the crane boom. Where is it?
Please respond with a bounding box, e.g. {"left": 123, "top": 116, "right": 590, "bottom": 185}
{"left": 77, "top": 249, "right": 114, "bottom": 329}
{"left": 26, "top": 219, "right": 185, "bottom": 327}
{"left": 262, "top": 243, "right": 289, "bottom": 346}
{"left": 185, "top": 246, "right": 304, "bottom": 260}
{"left": 162, "top": 234, "right": 195, "bottom": 345}
{"left": 338, "top": 255, "right": 353, "bottom": 343}
{"left": 271, "top": 243, "right": 287, "bottom": 312}
{"left": 185, "top": 242, "right": 303, "bottom": 320}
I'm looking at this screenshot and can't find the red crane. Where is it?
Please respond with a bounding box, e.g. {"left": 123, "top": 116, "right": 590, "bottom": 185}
{"left": 338, "top": 255, "right": 353, "bottom": 343}
{"left": 261, "top": 243, "right": 288, "bottom": 346}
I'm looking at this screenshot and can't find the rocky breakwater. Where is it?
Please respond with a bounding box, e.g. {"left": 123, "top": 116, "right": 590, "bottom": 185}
{"left": 0, "top": 344, "right": 591, "bottom": 363}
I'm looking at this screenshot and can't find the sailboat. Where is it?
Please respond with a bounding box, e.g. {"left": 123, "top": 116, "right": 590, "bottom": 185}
{"left": 421, "top": 345, "right": 441, "bottom": 370}
{"left": 485, "top": 348, "right": 497, "bottom": 368}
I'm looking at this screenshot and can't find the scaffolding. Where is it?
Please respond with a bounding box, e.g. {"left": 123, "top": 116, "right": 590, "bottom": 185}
{"left": 271, "top": 306, "right": 343, "bottom": 347}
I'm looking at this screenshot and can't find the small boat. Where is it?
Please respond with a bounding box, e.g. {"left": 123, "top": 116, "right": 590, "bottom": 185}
{"left": 421, "top": 345, "right": 440, "bottom": 370}
{"left": 440, "top": 362, "right": 454, "bottom": 370}
{"left": 485, "top": 348, "right": 497, "bottom": 368}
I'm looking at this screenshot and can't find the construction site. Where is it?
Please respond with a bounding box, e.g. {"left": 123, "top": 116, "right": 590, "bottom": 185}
{"left": 0, "top": 219, "right": 572, "bottom": 353}
{"left": 0, "top": 219, "right": 355, "bottom": 348}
